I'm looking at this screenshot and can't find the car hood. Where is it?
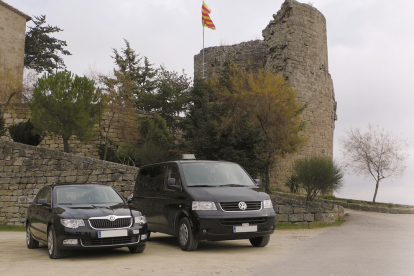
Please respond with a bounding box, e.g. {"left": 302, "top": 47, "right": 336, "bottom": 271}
{"left": 186, "top": 187, "right": 268, "bottom": 202}
{"left": 55, "top": 203, "right": 132, "bottom": 219}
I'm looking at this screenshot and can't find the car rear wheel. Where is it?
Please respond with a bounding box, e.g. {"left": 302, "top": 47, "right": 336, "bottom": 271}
{"left": 128, "top": 244, "right": 146, "bottom": 253}
{"left": 26, "top": 224, "right": 39, "bottom": 249}
{"left": 249, "top": 235, "right": 270, "bottom": 247}
{"left": 47, "top": 226, "right": 63, "bottom": 259}
{"left": 178, "top": 217, "right": 199, "bottom": 251}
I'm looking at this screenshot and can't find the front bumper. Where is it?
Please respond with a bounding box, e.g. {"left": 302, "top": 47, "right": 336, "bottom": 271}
{"left": 192, "top": 213, "right": 276, "bottom": 241}
{"left": 54, "top": 224, "right": 147, "bottom": 250}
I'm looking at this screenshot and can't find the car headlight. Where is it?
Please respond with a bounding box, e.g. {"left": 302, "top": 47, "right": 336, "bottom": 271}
{"left": 134, "top": 215, "right": 147, "bottom": 225}
{"left": 192, "top": 201, "right": 217, "bottom": 210}
{"left": 61, "top": 219, "right": 85, "bottom": 229}
{"left": 263, "top": 200, "right": 273, "bottom": 209}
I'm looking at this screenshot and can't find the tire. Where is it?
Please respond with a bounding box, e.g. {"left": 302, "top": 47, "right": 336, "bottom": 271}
{"left": 47, "top": 226, "right": 64, "bottom": 259}
{"left": 249, "top": 235, "right": 270, "bottom": 247}
{"left": 178, "top": 217, "right": 199, "bottom": 251}
{"left": 26, "top": 224, "right": 39, "bottom": 249}
{"left": 128, "top": 244, "right": 146, "bottom": 253}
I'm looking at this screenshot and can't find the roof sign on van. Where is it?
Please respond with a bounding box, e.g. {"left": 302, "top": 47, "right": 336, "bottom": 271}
{"left": 182, "top": 154, "right": 196, "bottom": 160}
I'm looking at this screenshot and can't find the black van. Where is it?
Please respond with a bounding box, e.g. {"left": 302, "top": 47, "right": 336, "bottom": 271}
{"left": 129, "top": 159, "right": 276, "bottom": 251}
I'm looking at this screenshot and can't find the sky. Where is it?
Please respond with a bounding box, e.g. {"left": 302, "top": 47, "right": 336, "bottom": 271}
{"left": 10, "top": 0, "right": 414, "bottom": 205}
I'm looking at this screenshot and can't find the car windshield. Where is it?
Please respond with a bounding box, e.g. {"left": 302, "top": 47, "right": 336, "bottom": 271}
{"left": 56, "top": 186, "right": 124, "bottom": 205}
{"left": 182, "top": 162, "right": 256, "bottom": 187}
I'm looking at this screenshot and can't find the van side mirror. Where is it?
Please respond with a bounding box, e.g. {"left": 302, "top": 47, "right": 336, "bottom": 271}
{"left": 254, "top": 179, "right": 261, "bottom": 187}
{"left": 126, "top": 195, "right": 134, "bottom": 203}
{"left": 37, "top": 198, "right": 50, "bottom": 206}
{"left": 167, "top": 178, "right": 181, "bottom": 191}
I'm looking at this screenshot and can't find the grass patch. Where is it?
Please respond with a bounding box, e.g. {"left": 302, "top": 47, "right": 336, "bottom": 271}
{"left": 275, "top": 219, "right": 345, "bottom": 230}
{"left": 0, "top": 224, "right": 26, "bottom": 232}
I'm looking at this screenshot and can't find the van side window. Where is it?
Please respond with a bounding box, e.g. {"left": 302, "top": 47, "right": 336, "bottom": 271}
{"left": 165, "top": 164, "right": 182, "bottom": 191}
{"left": 135, "top": 165, "right": 164, "bottom": 192}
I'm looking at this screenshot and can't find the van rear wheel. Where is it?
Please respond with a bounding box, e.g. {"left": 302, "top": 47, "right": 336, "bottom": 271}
{"left": 249, "top": 235, "right": 270, "bottom": 247}
{"left": 178, "top": 217, "right": 199, "bottom": 251}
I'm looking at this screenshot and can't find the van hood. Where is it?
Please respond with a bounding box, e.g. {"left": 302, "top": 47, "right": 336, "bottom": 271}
{"left": 186, "top": 187, "right": 269, "bottom": 202}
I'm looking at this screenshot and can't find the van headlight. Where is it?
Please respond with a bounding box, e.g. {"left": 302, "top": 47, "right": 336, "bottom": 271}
{"left": 263, "top": 200, "right": 273, "bottom": 209}
{"left": 192, "top": 201, "right": 217, "bottom": 210}
{"left": 61, "top": 219, "right": 85, "bottom": 229}
{"left": 134, "top": 215, "right": 147, "bottom": 225}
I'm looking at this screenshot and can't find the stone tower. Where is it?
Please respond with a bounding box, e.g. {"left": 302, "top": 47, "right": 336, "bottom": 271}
{"left": 194, "top": 0, "right": 337, "bottom": 190}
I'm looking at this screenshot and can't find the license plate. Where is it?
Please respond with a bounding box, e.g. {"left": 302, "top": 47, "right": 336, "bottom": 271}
{"left": 98, "top": 229, "right": 128, "bottom": 238}
{"left": 233, "top": 225, "right": 257, "bottom": 233}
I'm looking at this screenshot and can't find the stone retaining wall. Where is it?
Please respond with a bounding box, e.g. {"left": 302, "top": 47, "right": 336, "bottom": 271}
{"left": 0, "top": 141, "right": 139, "bottom": 225}
{"left": 273, "top": 191, "right": 414, "bottom": 215}
{"left": 271, "top": 194, "right": 344, "bottom": 225}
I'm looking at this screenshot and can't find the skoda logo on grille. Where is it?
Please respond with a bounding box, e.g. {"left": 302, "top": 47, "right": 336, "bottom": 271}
{"left": 238, "top": 201, "right": 247, "bottom": 210}
{"left": 109, "top": 215, "right": 116, "bottom": 221}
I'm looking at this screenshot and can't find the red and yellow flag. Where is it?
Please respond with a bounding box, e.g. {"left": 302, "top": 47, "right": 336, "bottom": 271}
{"left": 202, "top": 1, "right": 216, "bottom": 30}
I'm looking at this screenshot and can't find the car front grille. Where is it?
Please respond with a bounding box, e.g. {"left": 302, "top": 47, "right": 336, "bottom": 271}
{"left": 220, "top": 217, "right": 267, "bottom": 226}
{"left": 81, "top": 235, "right": 139, "bottom": 247}
{"left": 219, "top": 201, "right": 262, "bottom": 211}
{"left": 89, "top": 217, "right": 132, "bottom": 229}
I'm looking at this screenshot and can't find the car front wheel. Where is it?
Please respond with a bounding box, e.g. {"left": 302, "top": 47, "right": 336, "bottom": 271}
{"left": 249, "top": 235, "right": 270, "bottom": 247}
{"left": 128, "top": 244, "right": 146, "bottom": 253}
{"left": 26, "top": 224, "right": 39, "bottom": 249}
{"left": 47, "top": 226, "right": 63, "bottom": 259}
{"left": 178, "top": 217, "right": 199, "bottom": 251}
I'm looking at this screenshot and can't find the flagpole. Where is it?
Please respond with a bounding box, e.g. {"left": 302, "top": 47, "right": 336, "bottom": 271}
{"left": 203, "top": 21, "right": 205, "bottom": 79}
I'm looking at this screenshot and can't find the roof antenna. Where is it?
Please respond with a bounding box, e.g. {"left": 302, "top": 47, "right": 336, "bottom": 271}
{"left": 212, "top": 154, "right": 221, "bottom": 161}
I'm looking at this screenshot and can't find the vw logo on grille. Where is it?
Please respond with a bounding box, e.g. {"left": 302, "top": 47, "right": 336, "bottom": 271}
{"left": 108, "top": 215, "right": 116, "bottom": 221}
{"left": 238, "top": 201, "right": 247, "bottom": 210}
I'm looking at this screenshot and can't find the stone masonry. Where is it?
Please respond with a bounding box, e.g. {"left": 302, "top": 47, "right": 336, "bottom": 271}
{"left": 0, "top": 140, "right": 139, "bottom": 225}
{"left": 194, "top": 0, "right": 337, "bottom": 190}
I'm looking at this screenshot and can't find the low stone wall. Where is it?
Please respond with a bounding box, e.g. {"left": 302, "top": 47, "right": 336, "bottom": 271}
{"left": 0, "top": 140, "right": 139, "bottom": 225}
{"left": 271, "top": 194, "right": 344, "bottom": 225}
{"left": 273, "top": 191, "right": 414, "bottom": 215}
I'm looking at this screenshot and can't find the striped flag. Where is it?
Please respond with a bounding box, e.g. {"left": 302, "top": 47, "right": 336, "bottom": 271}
{"left": 202, "top": 1, "right": 216, "bottom": 30}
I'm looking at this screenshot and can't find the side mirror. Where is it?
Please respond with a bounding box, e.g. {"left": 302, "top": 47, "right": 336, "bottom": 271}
{"left": 37, "top": 198, "right": 50, "bottom": 206}
{"left": 167, "top": 178, "right": 181, "bottom": 191}
{"left": 126, "top": 196, "right": 134, "bottom": 204}
{"left": 254, "top": 179, "right": 261, "bottom": 187}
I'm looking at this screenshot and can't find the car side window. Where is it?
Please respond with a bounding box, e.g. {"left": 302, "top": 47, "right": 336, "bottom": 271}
{"left": 165, "top": 164, "right": 182, "bottom": 191}
{"left": 44, "top": 187, "right": 52, "bottom": 204}
{"left": 35, "top": 188, "right": 46, "bottom": 204}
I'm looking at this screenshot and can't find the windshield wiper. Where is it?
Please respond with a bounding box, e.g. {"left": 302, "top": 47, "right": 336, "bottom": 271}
{"left": 218, "top": 184, "right": 249, "bottom": 187}
{"left": 187, "top": 185, "right": 215, "bottom": 187}
{"left": 59, "top": 203, "right": 72, "bottom": 205}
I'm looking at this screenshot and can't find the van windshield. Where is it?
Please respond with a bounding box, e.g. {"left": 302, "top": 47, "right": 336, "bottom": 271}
{"left": 182, "top": 162, "right": 256, "bottom": 187}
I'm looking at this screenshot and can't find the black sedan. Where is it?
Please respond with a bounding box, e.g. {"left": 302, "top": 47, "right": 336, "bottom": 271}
{"left": 26, "top": 183, "right": 148, "bottom": 259}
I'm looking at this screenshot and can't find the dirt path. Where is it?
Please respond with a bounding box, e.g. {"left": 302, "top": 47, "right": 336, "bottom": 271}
{"left": 0, "top": 227, "right": 329, "bottom": 276}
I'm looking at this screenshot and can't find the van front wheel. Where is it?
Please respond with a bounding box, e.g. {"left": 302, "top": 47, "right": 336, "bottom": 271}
{"left": 249, "top": 235, "right": 270, "bottom": 247}
{"left": 178, "top": 217, "right": 199, "bottom": 251}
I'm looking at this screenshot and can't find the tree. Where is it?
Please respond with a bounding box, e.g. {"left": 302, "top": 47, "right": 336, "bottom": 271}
{"left": 8, "top": 119, "right": 43, "bottom": 146}
{"left": 286, "top": 157, "right": 344, "bottom": 201}
{"left": 339, "top": 125, "right": 411, "bottom": 203}
{"left": 108, "top": 39, "right": 157, "bottom": 102}
{"left": 30, "top": 71, "right": 104, "bottom": 153}
{"left": 24, "top": 15, "right": 71, "bottom": 73}
{"left": 180, "top": 79, "right": 266, "bottom": 178}
{"left": 138, "top": 66, "right": 191, "bottom": 135}
{"left": 211, "top": 63, "right": 307, "bottom": 192}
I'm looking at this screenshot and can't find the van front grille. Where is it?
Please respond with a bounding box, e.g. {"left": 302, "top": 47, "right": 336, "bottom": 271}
{"left": 220, "top": 217, "right": 267, "bottom": 226}
{"left": 219, "top": 201, "right": 262, "bottom": 211}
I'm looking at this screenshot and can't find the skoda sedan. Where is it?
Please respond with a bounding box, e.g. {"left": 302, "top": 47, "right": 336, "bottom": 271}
{"left": 26, "top": 183, "right": 148, "bottom": 259}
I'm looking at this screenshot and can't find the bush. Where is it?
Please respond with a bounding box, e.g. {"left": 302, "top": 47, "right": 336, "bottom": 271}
{"left": 285, "top": 157, "right": 344, "bottom": 201}
{"left": 8, "top": 119, "right": 43, "bottom": 146}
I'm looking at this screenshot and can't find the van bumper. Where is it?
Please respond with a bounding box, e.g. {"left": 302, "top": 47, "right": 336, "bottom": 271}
{"left": 192, "top": 215, "right": 276, "bottom": 241}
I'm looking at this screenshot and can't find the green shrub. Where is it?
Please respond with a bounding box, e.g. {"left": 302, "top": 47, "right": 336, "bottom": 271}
{"left": 285, "top": 157, "right": 344, "bottom": 201}
{"left": 8, "top": 119, "right": 43, "bottom": 146}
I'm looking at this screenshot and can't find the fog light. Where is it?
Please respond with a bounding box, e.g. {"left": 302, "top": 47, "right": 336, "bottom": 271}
{"left": 202, "top": 229, "right": 207, "bottom": 234}
{"left": 133, "top": 230, "right": 140, "bottom": 234}
{"left": 141, "top": 234, "right": 147, "bottom": 240}
{"left": 63, "top": 239, "right": 78, "bottom": 245}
